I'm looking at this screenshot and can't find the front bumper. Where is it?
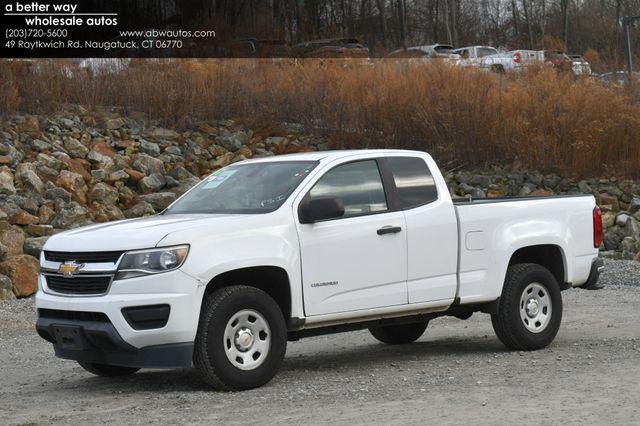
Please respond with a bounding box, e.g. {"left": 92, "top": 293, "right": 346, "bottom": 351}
{"left": 36, "top": 315, "right": 193, "bottom": 368}
{"left": 35, "top": 269, "right": 205, "bottom": 367}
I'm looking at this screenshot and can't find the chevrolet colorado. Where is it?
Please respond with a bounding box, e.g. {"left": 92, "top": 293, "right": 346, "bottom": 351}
{"left": 35, "top": 150, "right": 604, "bottom": 390}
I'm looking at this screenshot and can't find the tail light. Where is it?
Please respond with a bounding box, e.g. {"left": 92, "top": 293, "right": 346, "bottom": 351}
{"left": 513, "top": 52, "right": 522, "bottom": 64}
{"left": 593, "top": 207, "right": 603, "bottom": 249}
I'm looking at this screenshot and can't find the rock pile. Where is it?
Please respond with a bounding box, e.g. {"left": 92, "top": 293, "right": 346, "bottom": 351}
{"left": 0, "top": 108, "right": 638, "bottom": 299}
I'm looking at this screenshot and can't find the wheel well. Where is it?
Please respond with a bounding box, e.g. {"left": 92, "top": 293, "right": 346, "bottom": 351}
{"left": 204, "top": 266, "right": 291, "bottom": 320}
{"left": 509, "top": 245, "right": 565, "bottom": 286}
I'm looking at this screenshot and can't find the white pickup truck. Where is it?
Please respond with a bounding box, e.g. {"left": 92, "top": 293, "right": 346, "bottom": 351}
{"left": 36, "top": 150, "right": 604, "bottom": 390}
{"left": 453, "top": 46, "right": 544, "bottom": 73}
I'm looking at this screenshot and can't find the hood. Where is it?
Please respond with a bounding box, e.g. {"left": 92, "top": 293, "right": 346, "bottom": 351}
{"left": 43, "top": 214, "right": 243, "bottom": 252}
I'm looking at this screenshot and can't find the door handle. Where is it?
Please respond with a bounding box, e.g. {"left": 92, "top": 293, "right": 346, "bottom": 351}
{"left": 377, "top": 226, "right": 402, "bottom": 235}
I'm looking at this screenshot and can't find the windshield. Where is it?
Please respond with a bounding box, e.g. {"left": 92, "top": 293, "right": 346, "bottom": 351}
{"left": 165, "top": 161, "right": 318, "bottom": 214}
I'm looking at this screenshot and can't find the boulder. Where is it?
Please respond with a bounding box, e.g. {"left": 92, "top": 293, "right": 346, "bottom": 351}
{"left": 602, "top": 212, "right": 617, "bottom": 229}
{"left": 23, "top": 236, "right": 49, "bottom": 258}
{"left": 218, "top": 131, "right": 247, "bottom": 152}
{"left": 87, "top": 149, "right": 114, "bottom": 165}
{"left": 124, "top": 201, "right": 156, "bottom": 218}
{"left": 210, "top": 152, "right": 234, "bottom": 169}
{"left": 616, "top": 213, "right": 631, "bottom": 227}
{"left": 56, "top": 170, "right": 88, "bottom": 205}
{"left": 603, "top": 226, "right": 627, "bottom": 251}
{"left": 107, "top": 169, "right": 129, "bottom": 183}
{"left": 0, "top": 221, "right": 25, "bottom": 256}
{"left": 140, "top": 140, "right": 161, "bottom": 156}
{"left": 92, "top": 204, "right": 125, "bottom": 222}
{"left": 139, "top": 173, "right": 166, "bottom": 193}
{"left": 25, "top": 224, "right": 54, "bottom": 237}
{"left": 629, "top": 197, "right": 640, "bottom": 215}
{"left": 2, "top": 204, "right": 39, "bottom": 225}
{"left": 50, "top": 202, "right": 89, "bottom": 229}
{"left": 38, "top": 205, "right": 56, "bottom": 225}
{"left": 599, "top": 193, "right": 620, "bottom": 211}
{"left": 124, "top": 168, "right": 145, "bottom": 183}
{"left": 36, "top": 153, "right": 63, "bottom": 171}
{"left": 459, "top": 183, "right": 486, "bottom": 198}
{"left": 15, "top": 166, "right": 44, "bottom": 194}
{"left": 31, "top": 139, "right": 51, "bottom": 152}
{"left": 105, "top": 118, "right": 124, "bottom": 130}
{"left": 0, "top": 274, "right": 14, "bottom": 300}
{"left": 44, "top": 186, "right": 72, "bottom": 203}
{"left": 63, "top": 137, "right": 89, "bottom": 158}
{"left": 0, "top": 242, "right": 8, "bottom": 261}
{"left": 0, "top": 170, "right": 16, "bottom": 195}
{"left": 169, "top": 166, "right": 196, "bottom": 181}
{"left": 90, "top": 182, "right": 119, "bottom": 205}
{"left": 131, "top": 153, "right": 165, "bottom": 176}
{"left": 149, "top": 127, "right": 178, "bottom": 139}
{"left": 0, "top": 255, "right": 39, "bottom": 297}
{"left": 138, "top": 192, "right": 176, "bottom": 211}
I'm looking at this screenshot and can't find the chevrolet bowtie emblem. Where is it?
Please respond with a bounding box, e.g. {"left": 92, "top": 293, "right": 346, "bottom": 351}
{"left": 58, "top": 261, "right": 84, "bottom": 277}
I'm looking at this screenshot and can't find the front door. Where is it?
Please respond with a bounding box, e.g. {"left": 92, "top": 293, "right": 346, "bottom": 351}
{"left": 296, "top": 159, "right": 408, "bottom": 317}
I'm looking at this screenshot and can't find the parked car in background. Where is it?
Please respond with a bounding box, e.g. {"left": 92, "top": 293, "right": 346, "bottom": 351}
{"left": 460, "top": 49, "right": 543, "bottom": 73}
{"left": 598, "top": 71, "right": 640, "bottom": 86}
{"left": 569, "top": 55, "right": 592, "bottom": 76}
{"left": 388, "top": 44, "right": 461, "bottom": 62}
{"left": 451, "top": 45, "right": 521, "bottom": 72}
{"left": 543, "top": 50, "right": 573, "bottom": 72}
{"left": 228, "top": 38, "right": 292, "bottom": 57}
{"left": 294, "top": 38, "right": 369, "bottom": 58}
{"left": 452, "top": 45, "right": 499, "bottom": 66}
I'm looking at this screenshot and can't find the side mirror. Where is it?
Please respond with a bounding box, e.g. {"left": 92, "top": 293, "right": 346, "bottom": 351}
{"left": 299, "top": 197, "right": 345, "bottom": 224}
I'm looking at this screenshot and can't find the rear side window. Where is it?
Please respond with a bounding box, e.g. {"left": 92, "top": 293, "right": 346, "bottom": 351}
{"left": 307, "top": 160, "right": 388, "bottom": 218}
{"left": 386, "top": 157, "right": 438, "bottom": 209}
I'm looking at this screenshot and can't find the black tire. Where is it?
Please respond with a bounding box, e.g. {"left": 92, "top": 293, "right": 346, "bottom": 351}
{"left": 77, "top": 362, "right": 139, "bottom": 377}
{"left": 368, "top": 321, "right": 429, "bottom": 345}
{"left": 193, "top": 285, "right": 287, "bottom": 391}
{"left": 491, "top": 263, "right": 563, "bottom": 351}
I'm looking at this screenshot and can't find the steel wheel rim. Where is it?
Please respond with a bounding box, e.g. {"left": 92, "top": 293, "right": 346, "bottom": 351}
{"left": 519, "top": 282, "right": 552, "bottom": 333}
{"left": 223, "top": 309, "right": 271, "bottom": 371}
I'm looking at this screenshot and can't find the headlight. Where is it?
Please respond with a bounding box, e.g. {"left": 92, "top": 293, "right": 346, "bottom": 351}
{"left": 115, "top": 245, "right": 189, "bottom": 280}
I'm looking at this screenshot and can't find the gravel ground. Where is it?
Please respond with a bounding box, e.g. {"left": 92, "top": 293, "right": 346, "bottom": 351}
{"left": 1, "top": 260, "right": 639, "bottom": 425}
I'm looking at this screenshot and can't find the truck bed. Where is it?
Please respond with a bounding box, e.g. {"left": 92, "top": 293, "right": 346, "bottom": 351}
{"left": 452, "top": 194, "right": 598, "bottom": 304}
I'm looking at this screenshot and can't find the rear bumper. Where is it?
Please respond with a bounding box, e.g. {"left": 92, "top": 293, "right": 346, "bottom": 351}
{"left": 579, "top": 258, "right": 605, "bottom": 290}
{"left": 36, "top": 316, "right": 193, "bottom": 368}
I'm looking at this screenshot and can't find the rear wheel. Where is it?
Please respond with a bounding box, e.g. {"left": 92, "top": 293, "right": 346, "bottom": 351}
{"left": 193, "top": 285, "right": 287, "bottom": 391}
{"left": 369, "top": 321, "right": 429, "bottom": 345}
{"left": 77, "top": 362, "right": 139, "bottom": 377}
{"left": 491, "top": 263, "right": 563, "bottom": 350}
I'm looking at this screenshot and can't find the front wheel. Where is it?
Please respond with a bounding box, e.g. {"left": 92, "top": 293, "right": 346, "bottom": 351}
{"left": 193, "top": 285, "right": 287, "bottom": 391}
{"left": 491, "top": 263, "right": 563, "bottom": 350}
{"left": 369, "top": 321, "right": 429, "bottom": 345}
{"left": 77, "top": 362, "right": 139, "bottom": 377}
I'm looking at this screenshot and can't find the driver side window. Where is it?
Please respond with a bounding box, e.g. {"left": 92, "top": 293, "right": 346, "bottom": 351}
{"left": 307, "top": 160, "right": 388, "bottom": 219}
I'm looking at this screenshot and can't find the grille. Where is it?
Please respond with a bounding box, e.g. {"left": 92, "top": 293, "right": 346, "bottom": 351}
{"left": 45, "top": 274, "right": 112, "bottom": 295}
{"left": 44, "top": 251, "right": 124, "bottom": 264}
{"left": 38, "top": 308, "right": 110, "bottom": 322}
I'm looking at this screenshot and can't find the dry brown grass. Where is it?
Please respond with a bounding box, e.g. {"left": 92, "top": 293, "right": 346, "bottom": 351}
{"left": 1, "top": 58, "right": 639, "bottom": 177}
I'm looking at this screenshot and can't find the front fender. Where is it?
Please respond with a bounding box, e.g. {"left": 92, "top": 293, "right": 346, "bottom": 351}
{"left": 158, "top": 210, "right": 304, "bottom": 318}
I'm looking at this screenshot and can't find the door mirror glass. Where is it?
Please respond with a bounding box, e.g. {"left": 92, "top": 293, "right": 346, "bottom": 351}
{"left": 299, "top": 197, "right": 345, "bottom": 223}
